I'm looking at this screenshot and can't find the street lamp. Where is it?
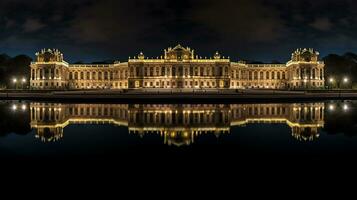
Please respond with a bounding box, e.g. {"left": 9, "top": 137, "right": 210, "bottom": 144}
{"left": 328, "top": 77, "right": 335, "bottom": 89}
{"left": 21, "top": 78, "right": 26, "bottom": 89}
{"left": 12, "top": 78, "right": 17, "bottom": 89}
{"left": 342, "top": 77, "right": 351, "bottom": 89}
{"left": 343, "top": 77, "right": 349, "bottom": 83}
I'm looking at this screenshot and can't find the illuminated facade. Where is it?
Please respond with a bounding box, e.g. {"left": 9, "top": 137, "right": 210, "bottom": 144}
{"left": 30, "top": 103, "right": 324, "bottom": 145}
{"left": 30, "top": 45, "right": 325, "bottom": 90}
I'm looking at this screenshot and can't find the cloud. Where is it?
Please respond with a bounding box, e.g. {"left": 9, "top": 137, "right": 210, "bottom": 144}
{"left": 0, "top": 0, "right": 357, "bottom": 62}
{"left": 66, "top": 0, "right": 168, "bottom": 44}
{"left": 23, "top": 18, "right": 45, "bottom": 32}
{"left": 187, "top": 0, "right": 286, "bottom": 44}
{"left": 309, "top": 18, "right": 333, "bottom": 31}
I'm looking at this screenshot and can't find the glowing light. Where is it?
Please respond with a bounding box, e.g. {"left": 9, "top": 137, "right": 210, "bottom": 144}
{"left": 13, "top": 78, "right": 17, "bottom": 83}
{"left": 329, "top": 78, "right": 334, "bottom": 83}
{"left": 343, "top": 104, "right": 349, "bottom": 111}
{"left": 328, "top": 104, "right": 335, "bottom": 111}
{"left": 12, "top": 104, "right": 17, "bottom": 111}
{"left": 343, "top": 77, "right": 349, "bottom": 83}
{"left": 21, "top": 104, "right": 27, "bottom": 111}
{"left": 22, "top": 78, "right": 26, "bottom": 83}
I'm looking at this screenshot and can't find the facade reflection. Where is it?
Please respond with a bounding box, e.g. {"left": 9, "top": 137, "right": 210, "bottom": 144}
{"left": 30, "top": 103, "right": 324, "bottom": 145}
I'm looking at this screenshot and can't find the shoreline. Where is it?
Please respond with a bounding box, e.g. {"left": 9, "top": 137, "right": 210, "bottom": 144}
{"left": 1, "top": 90, "right": 357, "bottom": 103}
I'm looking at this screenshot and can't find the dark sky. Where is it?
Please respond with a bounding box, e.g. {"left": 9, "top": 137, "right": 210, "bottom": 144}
{"left": 0, "top": 0, "right": 357, "bottom": 63}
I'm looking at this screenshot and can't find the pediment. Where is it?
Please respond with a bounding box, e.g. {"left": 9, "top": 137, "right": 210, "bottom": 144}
{"left": 164, "top": 44, "right": 194, "bottom": 60}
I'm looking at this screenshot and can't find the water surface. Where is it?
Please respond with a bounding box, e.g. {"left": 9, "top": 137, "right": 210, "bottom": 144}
{"left": 1, "top": 100, "right": 356, "bottom": 162}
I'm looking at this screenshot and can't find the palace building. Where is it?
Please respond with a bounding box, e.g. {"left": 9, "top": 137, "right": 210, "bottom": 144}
{"left": 29, "top": 103, "right": 324, "bottom": 145}
{"left": 30, "top": 45, "right": 325, "bottom": 90}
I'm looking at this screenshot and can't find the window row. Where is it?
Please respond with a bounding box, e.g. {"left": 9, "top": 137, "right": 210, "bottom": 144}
{"left": 69, "top": 70, "right": 128, "bottom": 80}
{"left": 131, "top": 66, "right": 230, "bottom": 77}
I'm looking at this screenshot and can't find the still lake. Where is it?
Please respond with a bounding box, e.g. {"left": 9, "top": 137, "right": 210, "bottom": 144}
{"left": 0, "top": 100, "right": 356, "bottom": 161}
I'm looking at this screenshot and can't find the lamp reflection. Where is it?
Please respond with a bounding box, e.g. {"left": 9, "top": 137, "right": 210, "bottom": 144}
{"left": 11, "top": 104, "right": 27, "bottom": 112}
{"left": 11, "top": 104, "right": 17, "bottom": 111}
{"left": 329, "top": 104, "right": 335, "bottom": 111}
{"left": 343, "top": 104, "right": 349, "bottom": 111}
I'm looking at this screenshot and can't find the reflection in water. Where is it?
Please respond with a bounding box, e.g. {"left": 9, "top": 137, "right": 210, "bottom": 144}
{"left": 29, "top": 103, "right": 325, "bottom": 146}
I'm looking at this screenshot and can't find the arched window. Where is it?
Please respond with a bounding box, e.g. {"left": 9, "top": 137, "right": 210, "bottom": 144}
{"left": 86, "top": 72, "right": 90, "bottom": 80}
{"left": 104, "top": 71, "right": 108, "bottom": 80}
{"left": 254, "top": 71, "right": 258, "bottom": 80}
{"left": 136, "top": 67, "right": 140, "bottom": 76}
{"left": 32, "top": 69, "right": 35, "bottom": 80}
{"left": 161, "top": 67, "right": 165, "bottom": 76}
{"left": 172, "top": 67, "right": 176, "bottom": 76}
{"left": 150, "top": 67, "right": 154, "bottom": 76}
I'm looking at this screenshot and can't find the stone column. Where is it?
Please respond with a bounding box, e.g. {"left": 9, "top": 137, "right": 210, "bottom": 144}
{"left": 310, "top": 68, "right": 313, "bottom": 79}
{"left": 30, "top": 68, "right": 33, "bottom": 80}
{"left": 49, "top": 68, "right": 52, "bottom": 79}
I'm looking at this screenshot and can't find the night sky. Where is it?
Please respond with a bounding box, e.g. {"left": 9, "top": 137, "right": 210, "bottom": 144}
{"left": 0, "top": 0, "right": 356, "bottom": 63}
